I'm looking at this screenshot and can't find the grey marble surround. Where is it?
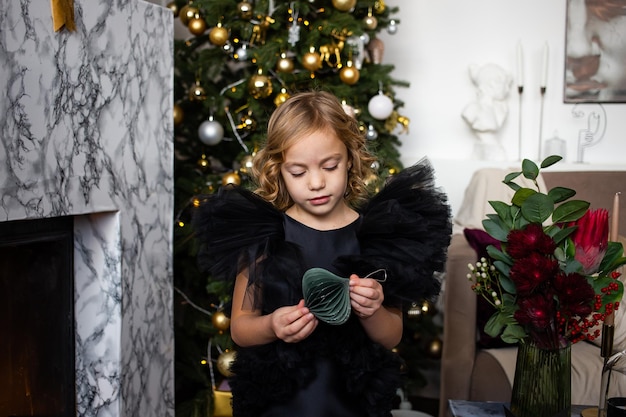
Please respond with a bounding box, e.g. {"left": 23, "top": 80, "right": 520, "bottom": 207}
{"left": 0, "top": 1, "right": 174, "bottom": 417}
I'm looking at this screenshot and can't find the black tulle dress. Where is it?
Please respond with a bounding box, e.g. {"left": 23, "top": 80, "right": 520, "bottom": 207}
{"left": 193, "top": 160, "right": 452, "bottom": 417}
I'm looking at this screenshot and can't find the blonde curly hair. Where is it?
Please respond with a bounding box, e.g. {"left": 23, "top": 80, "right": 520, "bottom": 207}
{"left": 252, "top": 90, "right": 376, "bottom": 211}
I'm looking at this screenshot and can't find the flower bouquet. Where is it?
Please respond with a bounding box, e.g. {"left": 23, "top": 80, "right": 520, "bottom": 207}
{"left": 467, "top": 156, "right": 626, "bottom": 417}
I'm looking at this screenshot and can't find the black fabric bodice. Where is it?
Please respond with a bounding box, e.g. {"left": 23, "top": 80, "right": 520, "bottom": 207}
{"left": 283, "top": 214, "right": 360, "bottom": 274}
{"left": 258, "top": 215, "right": 363, "bottom": 417}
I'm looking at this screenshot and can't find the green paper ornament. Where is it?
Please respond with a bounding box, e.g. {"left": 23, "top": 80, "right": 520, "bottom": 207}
{"left": 302, "top": 268, "right": 351, "bottom": 325}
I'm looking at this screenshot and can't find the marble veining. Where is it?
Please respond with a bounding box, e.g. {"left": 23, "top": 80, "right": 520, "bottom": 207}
{"left": 0, "top": 1, "right": 174, "bottom": 416}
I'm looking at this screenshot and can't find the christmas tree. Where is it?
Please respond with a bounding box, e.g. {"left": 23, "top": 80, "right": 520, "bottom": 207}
{"left": 170, "top": 1, "right": 440, "bottom": 416}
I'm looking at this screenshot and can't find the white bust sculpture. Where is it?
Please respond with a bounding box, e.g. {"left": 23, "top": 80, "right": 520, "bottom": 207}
{"left": 461, "top": 63, "right": 513, "bottom": 161}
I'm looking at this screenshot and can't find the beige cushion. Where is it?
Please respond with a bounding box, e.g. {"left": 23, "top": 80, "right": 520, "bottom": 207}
{"left": 453, "top": 167, "right": 547, "bottom": 234}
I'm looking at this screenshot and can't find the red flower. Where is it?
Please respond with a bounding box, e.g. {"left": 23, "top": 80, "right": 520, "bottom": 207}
{"left": 507, "top": 223, "right": 557, "bottom": 259}
{"left": 553, "top": 272, "right": 595, "bottom": 318}
{"left": 515, "top": 293, "right": 555, "bottom": 330}
{"left": 570, "top": 209, "right": 609, "bottom": 274}
{"left": 509, "top": 252, "right": 560, "bottom": 295}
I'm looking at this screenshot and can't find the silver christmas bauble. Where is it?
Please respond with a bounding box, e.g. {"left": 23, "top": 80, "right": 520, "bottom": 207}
{"left": 198, "top": 119, "right": 224, "bottom": 146}
{"left": 365, "top": 124, "right": 379, "bottom": 140}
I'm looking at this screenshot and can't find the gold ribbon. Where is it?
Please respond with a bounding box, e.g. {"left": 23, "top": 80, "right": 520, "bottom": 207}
{"left": 50, "top": 0, "right": 75, "bottom": 32}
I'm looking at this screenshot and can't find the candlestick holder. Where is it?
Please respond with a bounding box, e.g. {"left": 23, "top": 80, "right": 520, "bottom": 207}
{"left": 598, "top": 349, "right": 626, "bottom": 417}
{"left": 518, "top": 85, "right": 523, "bottom": 160}
{"left": 538, "top": 86, "right": 546, "bottom": 160}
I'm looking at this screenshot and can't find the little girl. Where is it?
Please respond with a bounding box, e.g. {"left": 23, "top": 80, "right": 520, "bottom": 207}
{"left": 193, "top": 91, "right": 451, "bottom": 417}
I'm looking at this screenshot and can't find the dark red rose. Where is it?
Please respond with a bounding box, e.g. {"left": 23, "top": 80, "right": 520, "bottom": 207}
{"left": 509, "top": 252, "right": 559, "bottom": 295}
{"left": 515, "top": 293, "right": 555, "bottom": 330}
{"left": 553, "top": 272, "right": 595, "bottom": 318}
{"left": 507, "top": 223, "right": 556, "bottom": 259}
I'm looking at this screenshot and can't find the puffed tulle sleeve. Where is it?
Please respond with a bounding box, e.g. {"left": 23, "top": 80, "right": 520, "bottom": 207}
{"left": 191, "top": 185, "right": 288, "bottom": 296}
{"left": 334, "top": 158, "right": 452, "bottom": 307}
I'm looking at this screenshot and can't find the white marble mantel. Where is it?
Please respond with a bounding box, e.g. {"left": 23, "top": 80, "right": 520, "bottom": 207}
{"left": 0, "top": 1, "right": 174, "bottom": 417}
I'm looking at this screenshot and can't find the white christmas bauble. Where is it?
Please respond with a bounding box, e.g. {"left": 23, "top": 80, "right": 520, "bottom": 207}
{"left": 368, "top": 94, "right": 394, "bottom": 120}
{"left": 387, "top": 19, "right": 398, "bottom": 35}
{"left": 198, "top": 119, "right": 224, "bottom": 145}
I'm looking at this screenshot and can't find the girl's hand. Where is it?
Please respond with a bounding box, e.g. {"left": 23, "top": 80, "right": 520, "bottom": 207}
{"left": 270, "top": 299, "right": 318, "bottom": 343}
{"left": 349, "top": 274, "right": 384, "bottom": 319}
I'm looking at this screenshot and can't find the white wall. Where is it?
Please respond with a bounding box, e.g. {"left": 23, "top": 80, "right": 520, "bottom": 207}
{"left": 154, "top": 0, "right": 626, "bottom": 216}
{"left": 379, "top": 0, "right": 626, "bottom": 216}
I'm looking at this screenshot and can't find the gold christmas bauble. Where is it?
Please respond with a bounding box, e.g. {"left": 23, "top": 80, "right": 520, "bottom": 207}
{"left": 237, "top": 112, "right": 257, "bottom": 131}
{"left": 237, "top": 1, "right": 253, "bottom": 20}
{"left": 274, "top": 89, "right": 290, "bottom": 107}
{"left": 179, "top": 5, "right": 198, "bottom": 26}
{"left": 209, "top": 24, "right": 229, "bottom": 46}
{"left": 188, "top": 16, "right": 206, "bottom": 36}
{"left": 332, "top": 0, "right": 357, "bottom": 12}
{"left": 173, "top": 103, "right": 184, "bottom": 126}
{"left": 374, "top": 0, "right": 386, "bottom": 14}
{"left": 248, "top": 72, "right": 273, "bottom": 99}
{"left": 239, "top": 155, "right": 254, "bottom": 175}
{"left": 428, "top": 337, "right": 443, "bottom": 359}
{"left": 217, "top": 350, "right": 237, "bottom": 377}
{"left": 339, "top": 62, "right": 360, "bottom": 85}
{"left": 188, "top": 82, "right": 206, "bottom": 101}
{"left": 363, "top": 14, "right": 378, "bottom": 30}
{"left": 197, "top": 154, "right": 209, "bottom": 171}
{"left": 222, "top": 171, "right": 241, "bottom": 186}
{"left": 166, "top": 1, "right": 179, "bottom": 17}
{"left": 302, "top": 49, "right": 321, "bottom": 72}
{"left": 212, "top": 310, "right": 231, "bottom": 332}
{"left": 276, "top": 53, "right": 294, "bottom": 73}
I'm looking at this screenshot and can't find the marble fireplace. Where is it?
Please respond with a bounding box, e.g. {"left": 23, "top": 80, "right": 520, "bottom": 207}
{"left": 0, "top": 1, "right": 174, "bottom": 417}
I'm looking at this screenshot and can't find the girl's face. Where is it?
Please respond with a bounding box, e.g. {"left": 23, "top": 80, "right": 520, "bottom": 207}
{"left": 280, "top": 128, "right": 351, "bottom": 227}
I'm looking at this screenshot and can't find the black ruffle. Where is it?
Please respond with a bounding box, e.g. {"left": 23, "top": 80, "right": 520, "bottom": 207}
{"left": 229, "top": 318, "right": 403, "bottom": 417}
{"left": 335, "top": 158, "right": 452, "bottom": 306}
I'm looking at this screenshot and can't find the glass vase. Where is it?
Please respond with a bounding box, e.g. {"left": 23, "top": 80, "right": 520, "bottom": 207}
{"left": 509, "top": 340, "right": 571, "bottom": 417}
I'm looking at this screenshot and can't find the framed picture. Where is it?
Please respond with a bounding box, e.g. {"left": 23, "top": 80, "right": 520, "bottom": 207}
{"left": 564, "top": 0, "right": 626, "bottom": 103}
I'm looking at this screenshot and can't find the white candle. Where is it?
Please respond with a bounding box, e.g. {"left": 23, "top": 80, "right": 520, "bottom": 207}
{"left": 611, "top": 192, "right": 620, "bottom": 242}
{"left": 541, "top": 42, "right": 549, "bottom": 89}
{"left": 517, "top": 42, "right": 524, "bottom": 88}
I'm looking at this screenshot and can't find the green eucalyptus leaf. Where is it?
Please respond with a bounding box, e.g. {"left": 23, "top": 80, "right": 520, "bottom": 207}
{"left": 482, "top": 218, "right": 510, "bottom": 241}
{"left": 504, "top": 171, "right": 522, "bottom": 183}
{"left": 547, "top": 186, "right": 576, "bottom": 204}
{"left": 598, "top": 242, "right": 626, "bottom": 274}
{"left": 554, "top": 246, "right": 566, "bottom": 262}
{"left": 520, "top": 192, "right": 554, "bottom": 223}
{"left": 484, "top": 312, "right": 505, "bottom": 337}
{"left": 487, "top": 245, "right": 513, "bottom": 265}
{"left": 501, "top": 324, "right": 526, "bottom": 344}
{"left": 564, "top": 257, "right": 583, "bottom": 274}
{"left": 541, "top": 155, "right": 563, "bottom": 168}
{"left": 498, "top": 273, "right": 516, "bottom": 294}
{"left": 552, "top": 200, "right": 590, "bottom": 223}
{"left": 503, "top": 172, "right": 522, "bottom": 191}
{"left": 511, "top": 188, "right": 536, "bottom": 207}
{"left": 489, "top": 201, "right": 512, "bottom": 222}
{"left": 502, "top": 293, "right": 517, "bottom": 308}
{"left": 522, "top": 159, "right": 539, "bottom": 180}
{"left": 550, "top": 225, "right": 577, "bottom": 245}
